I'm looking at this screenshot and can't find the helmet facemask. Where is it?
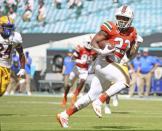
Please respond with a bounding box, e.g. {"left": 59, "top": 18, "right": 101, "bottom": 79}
{"left": 84, "top": 42, "right": 92, "bottom": 50}
{"left": 116, "top": 15, "right": 132, "bottom": 31}
{"left": 0, "top": 24, "right": 15, "bottom": 38}
{"left": 0, "top": 16, "right": 15, "bottom": 39}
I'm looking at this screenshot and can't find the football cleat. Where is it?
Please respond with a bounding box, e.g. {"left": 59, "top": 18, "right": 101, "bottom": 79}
{"left": 57, "top": 113, "right": 69, "bottom": 128}
{"left": 92, "top": 101, "right": 102, "bottom": 118}
{"left": 112, "top": 98, "right": 119, "bottom": 107}
{"left": 104, "top": 104, "right": 112, "bottom": 114}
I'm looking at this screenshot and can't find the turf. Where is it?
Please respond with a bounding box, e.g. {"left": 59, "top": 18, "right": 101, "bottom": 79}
{"left": 0, "top": 96, "right": 162, "bottom": 131}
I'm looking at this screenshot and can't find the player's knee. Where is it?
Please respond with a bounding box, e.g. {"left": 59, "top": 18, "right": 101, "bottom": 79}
{"left": 119, "top": 78, "right": 130, "bottom": 88}
{"left": 67, "top": 79, "right": 72, "bottom": 86}
{"left": 118, "top": 81, "right": 129, "bottom": 88}
{"left": 124, "top": 81, "right": 130, "bottom": 88}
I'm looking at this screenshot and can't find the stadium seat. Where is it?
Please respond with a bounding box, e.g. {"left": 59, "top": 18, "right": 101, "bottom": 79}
{"left": 2, "top": 0, "right": 160, "bottom": 36}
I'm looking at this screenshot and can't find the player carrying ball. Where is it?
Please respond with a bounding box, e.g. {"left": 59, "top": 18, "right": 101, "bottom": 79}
{"left": 57, "top": 5, "right": 141, "bottom": 128}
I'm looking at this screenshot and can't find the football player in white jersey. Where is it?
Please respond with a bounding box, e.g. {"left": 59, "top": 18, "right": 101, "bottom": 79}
{"left": 57, "top": 5, "right": 142, "bottom": 128}
{"left": 0, "top": 16, "right": 26, "bottom": 97}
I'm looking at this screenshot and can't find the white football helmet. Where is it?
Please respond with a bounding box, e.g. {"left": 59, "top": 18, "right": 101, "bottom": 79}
{"left": 115, "top": 5, "right": 134, "bottom": 30}
{"left": 84, "top": 41, "right": 92, "bottom": 50}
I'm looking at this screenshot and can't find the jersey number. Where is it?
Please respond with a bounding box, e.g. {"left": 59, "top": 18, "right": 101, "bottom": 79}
{"left": 0, "top": 44, "right": 12, "bottom": 59}
{"left": 114, "top": 37, "right": 130, "bottom": 50}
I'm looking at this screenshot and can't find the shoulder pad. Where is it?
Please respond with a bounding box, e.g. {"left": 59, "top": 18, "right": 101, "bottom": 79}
{"left": 101, "top": 21, "right": 116, "bottom": 35}
{"left": 12, "top": 32, "right": 23, "bottom": 44}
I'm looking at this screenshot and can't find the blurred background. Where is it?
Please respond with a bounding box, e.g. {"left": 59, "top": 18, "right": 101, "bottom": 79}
{"left": 2, "top": 0, "right": 162, "bottom": 97}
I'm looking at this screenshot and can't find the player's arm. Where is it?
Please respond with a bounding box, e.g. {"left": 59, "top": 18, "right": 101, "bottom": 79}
{"left": 71, "top": 46, "right": 88, "bottom": 64}
{"left": 126, "top": 35, "right": 143, "bottom": 60}
{"left": 71, "top": 51, "right": 79, "bottom": 61}
{"left": 126, "top": 41, "right": 138, "bottom": 60}
{"left": 15, "top": 44, "right": 25, "bottom": 69}
{"left": 91, "top": 30, "right": 108, "bottom": 48}
{"left": 150, "top": 57, "right": 159, "bottom": 73}
{"left": 74, "top": 54, "right": 88, "bottom": 64}
{"left": 15, "top": 44, "right": 26, "bottom": 77}
{"left": 91, "top": 31, "right": 114, "bottom": 55}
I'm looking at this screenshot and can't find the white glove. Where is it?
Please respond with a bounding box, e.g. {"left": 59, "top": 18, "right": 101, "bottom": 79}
{"left": 120, "top": 55, "right": 129, "bottom": 64}
{"left": 17, "top": 69, "right": 26, "bottom": 77}
{"left": 92, "top": 45, "right": 115, "bottom": 56}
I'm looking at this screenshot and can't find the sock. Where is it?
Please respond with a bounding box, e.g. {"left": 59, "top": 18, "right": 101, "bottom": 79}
{"left": 66, "top": 106, "right": 78, "bottom": 116}
{"left": 99, "top": 92, "right": 108, "bottom": 103}
{"left": 64, "top": 85, "right": 71, "bottom": 98}
{"left": 74, "top": 87, "right": 82, "bottom": 96}
{"left": 74, "top": 81, "right": 85, "bottom": 96}
{"left": 63, "top": 93, "right": 67, "bottom": 100}
{"left": 105, "top": 96, "right": 110, "bottom": 104}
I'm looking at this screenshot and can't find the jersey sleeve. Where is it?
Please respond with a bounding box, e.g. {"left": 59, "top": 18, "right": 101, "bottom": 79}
{"left": 130, "top": 27, "right": 137, "bottom": 41}
{"left": 100, "top": 21, "right": 113, "bottom": 35}
{"left": 129, "top": 28, "right": 137, "bottom": 47}
{"left": 13, "top": 32, "right": 23, "bottom": 45}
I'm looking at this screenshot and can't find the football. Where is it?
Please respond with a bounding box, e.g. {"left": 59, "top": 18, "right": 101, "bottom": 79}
{"left": 98, "top": 40, "right": 115, "bottom": 50}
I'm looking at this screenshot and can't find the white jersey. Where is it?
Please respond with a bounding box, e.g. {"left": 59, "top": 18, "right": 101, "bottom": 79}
{"left": 0, "top": 32, "right": 22, "bottom": 68}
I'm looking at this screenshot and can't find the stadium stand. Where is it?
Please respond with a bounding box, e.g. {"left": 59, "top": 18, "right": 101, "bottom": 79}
{"left": 1, "top": 0, "right": 162, "bottom": 36}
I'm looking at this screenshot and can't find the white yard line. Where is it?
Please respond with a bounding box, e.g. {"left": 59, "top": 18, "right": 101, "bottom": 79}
{"left": 4, "top": 93, "right": 162, "bottom": 101}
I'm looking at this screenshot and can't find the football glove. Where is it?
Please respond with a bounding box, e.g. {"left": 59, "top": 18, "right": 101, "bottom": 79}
{"left": 17, "top": 69, "right": 26, "bottom": 77}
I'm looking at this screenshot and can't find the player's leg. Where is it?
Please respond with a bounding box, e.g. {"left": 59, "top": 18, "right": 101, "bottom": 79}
{"left": 112, "top": 95, "right": 119, "bottom": 107}
{"left": 57, "top": 75, "right": 103, "bottom": 128}
{"left": 144, "top": 72, "right": 152, "bottom": 96}
{"left": 103, "top": 81, "right": 112, "bottom": 114}
{"left": 104, "top": 95, "right": 118, "bottom": 115}
{"left": 25, "top": 74, "right": 32, "bottom": 96}
{"left": 129, "top": 72, "right": 137, "bottom": 97}
{"left": 104, "top": 96, "right": 111, "bottom": 114}
{"left": 136, "top": 74, "right": 144, "bottom": 97}
{"left": 62, "top": 70, "right": 76, "bottom": 106}
{"left": 4, "top": 76, "right": 16, "bottom": 95}
{"left": 92, "top": 63, "right": 130, "bottom": 117}
{"left": 71, "top": 79, "right": 85, "bottom": 106}
{"left": 0, "top": 67, "right": 10, "bottom": 97}
{"left": 71, "top": 70, "right": 88, "bottom": 105}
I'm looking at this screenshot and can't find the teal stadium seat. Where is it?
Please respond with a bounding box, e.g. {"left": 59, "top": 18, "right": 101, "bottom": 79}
{"left": 10, "top": 0, "right": 162, "bottom": 36}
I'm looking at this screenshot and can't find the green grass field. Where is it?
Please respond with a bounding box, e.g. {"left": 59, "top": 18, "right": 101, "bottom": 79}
{"left": 0, "top": 95, "right": 162, "bottom": 131}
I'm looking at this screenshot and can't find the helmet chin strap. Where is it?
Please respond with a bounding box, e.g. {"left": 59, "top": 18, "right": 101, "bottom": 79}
{"left": 118, "top": 27, "right": 129, "bottom": 32}
{"left": 116, "top": 23, "right": 128, "bottom": 32}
